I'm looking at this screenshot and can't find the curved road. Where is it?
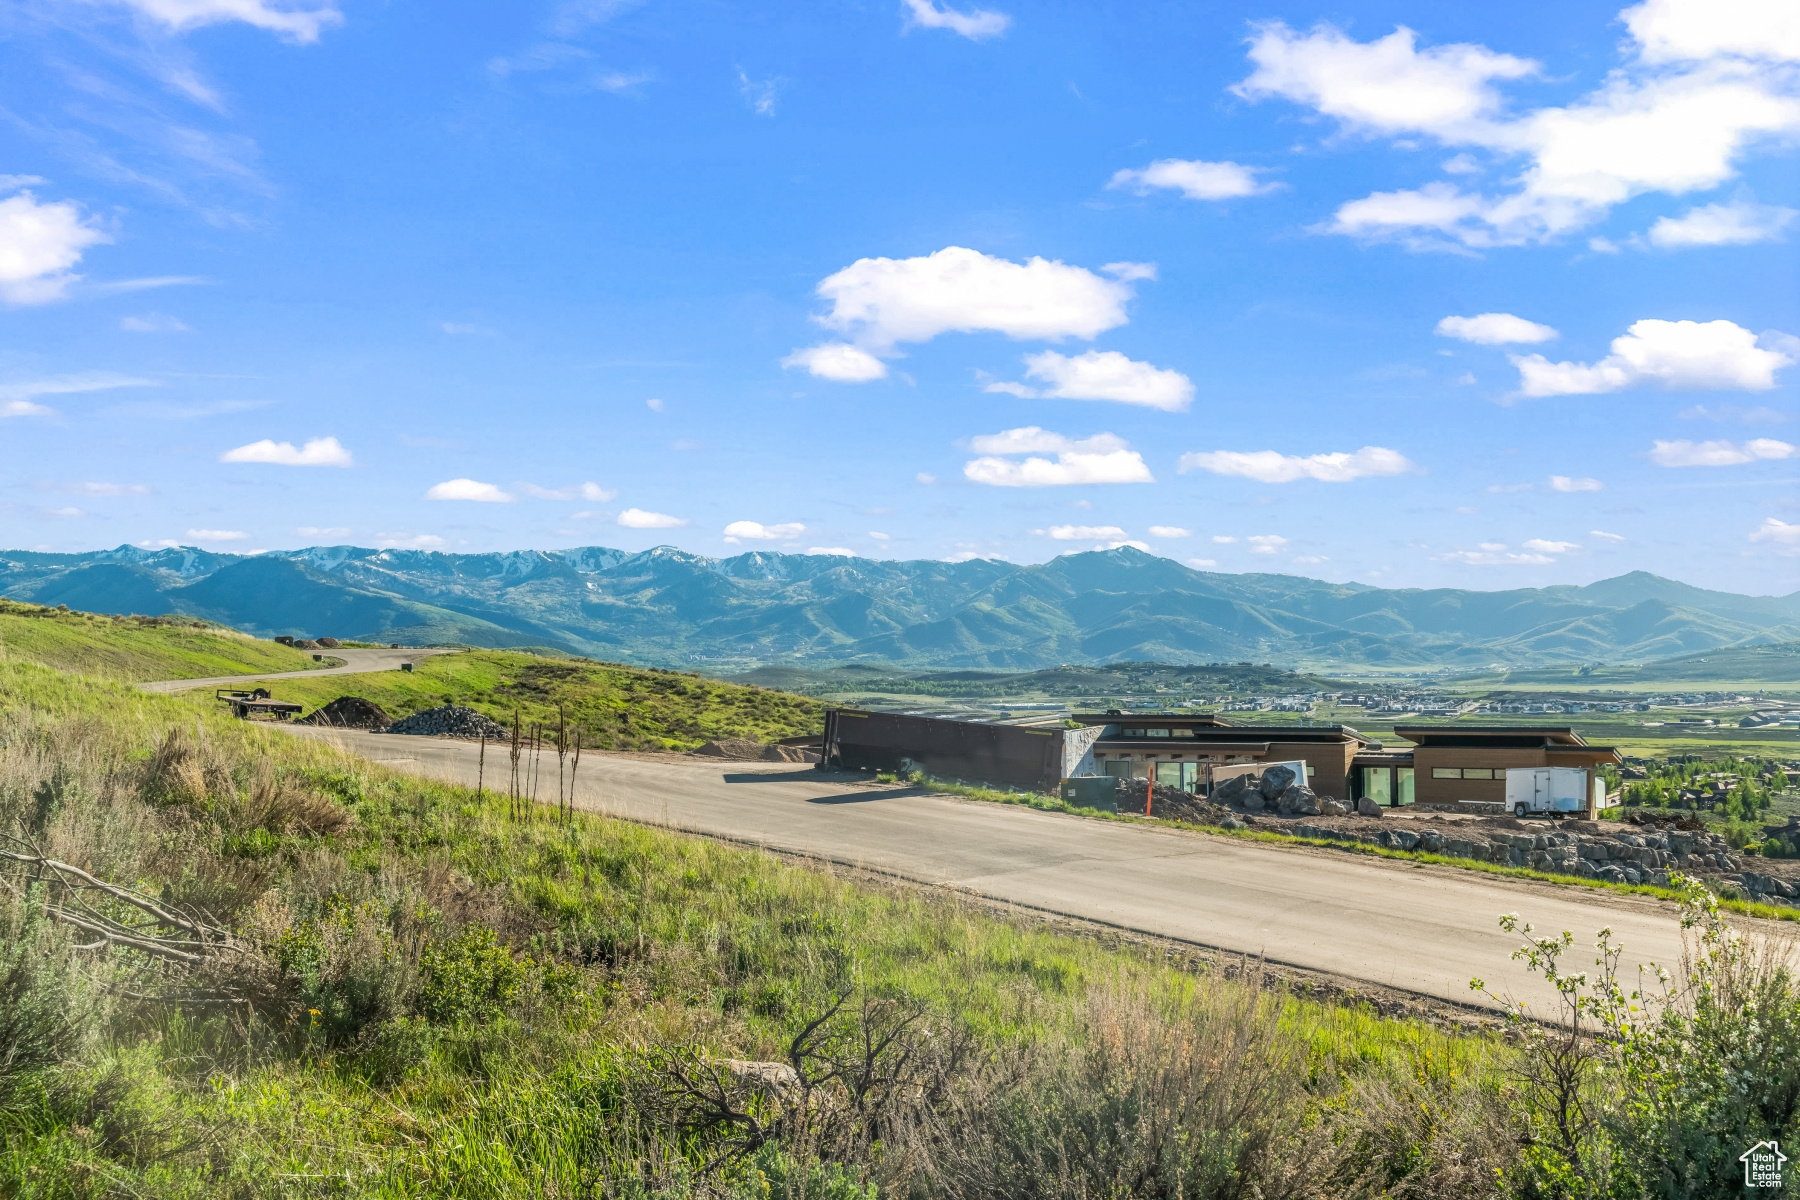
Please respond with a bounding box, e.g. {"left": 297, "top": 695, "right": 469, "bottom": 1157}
{"left": 283, "top": 725, "right": 1730, "bottom": 1013}
{"left": 138, "top": 647, "right": 452, "bottom": 694}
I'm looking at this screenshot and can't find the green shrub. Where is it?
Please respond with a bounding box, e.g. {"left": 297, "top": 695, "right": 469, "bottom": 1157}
{"left": 417, "top": 924, "right": 525, "bottom": 1025}
{"left": 1477, "top": 875, "right": 1800, "bottom": 1197}
{"left": 0, "top": 887, "right": 96, "bottom": 1107}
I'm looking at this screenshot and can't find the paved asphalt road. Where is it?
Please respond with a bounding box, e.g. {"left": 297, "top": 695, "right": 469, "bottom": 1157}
{"left": 283, "top": 726, "right": 1721, "bottom": 1012}
{"left": 139, "top": 647, "right": 451, "bottom": 694}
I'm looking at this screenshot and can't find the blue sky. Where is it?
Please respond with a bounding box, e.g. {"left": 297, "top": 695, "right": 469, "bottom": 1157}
{"left": 3, "top": 0, "right": 1798, "bottom": 591}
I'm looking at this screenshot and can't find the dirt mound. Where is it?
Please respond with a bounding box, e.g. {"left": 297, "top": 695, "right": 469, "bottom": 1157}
{"left": 384, "top": 705, "right": 509, "bottom": 740}
{"left": 297, "top": 696, "right": 392, "bottom": 730}
{"left": 693, "top": 738, "right": 819, "bottom": 763}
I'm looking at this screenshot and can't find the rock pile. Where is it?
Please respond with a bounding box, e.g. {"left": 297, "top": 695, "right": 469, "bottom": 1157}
{"left": 1213, "top": 764, "right": 1324, "bottom": 817}
{"left": 384, "top": 705, "right": 509, "bottom": 741}
{"left": 297, "top": 696, "right": 392, "bottom": 730}
{"left": 1285, "top": 818, "right": 1787, "bottom": 897}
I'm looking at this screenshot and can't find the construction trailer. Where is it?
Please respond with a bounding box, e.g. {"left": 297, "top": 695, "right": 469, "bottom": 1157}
{"left": 820, "top": 708, "right": 1098, "bottom": 793}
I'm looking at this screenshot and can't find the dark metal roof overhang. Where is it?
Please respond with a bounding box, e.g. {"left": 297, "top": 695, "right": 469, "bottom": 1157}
{"left": 1096, "top": 740, "right": 1273, "bottom": 755}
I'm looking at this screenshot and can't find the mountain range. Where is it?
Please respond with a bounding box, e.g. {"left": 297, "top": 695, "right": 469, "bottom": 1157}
{"left": 4, "top": 543, "right": 1800, "bottom": 672}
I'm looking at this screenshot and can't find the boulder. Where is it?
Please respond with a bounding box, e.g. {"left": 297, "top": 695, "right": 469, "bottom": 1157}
{"left": 1243, "top": 790, "right": 1265, "bottom": 814}
{"left": 1357, "top": 797, "right": 1383, "bottom": 817}
{"left": 1388, "top": 830, "right": 1419, "bottom": 851}
{"left": 1258, "top": 764, "right": 1298, "bottom": 800}
{"left": 1213, "top": 775, "right": 1250, "bottom": 806}
{"left": 1320, "top": 797, "right": 1348, "bottom": 816}
{"left": 1219, "top": 813, "right": 1245, "bottom": 831}
{"left": 1278, "top": 785, "right": 1322, "bottom": 816}
{"left": 1419, "top": 830, "right": 1445, "bottom": 854}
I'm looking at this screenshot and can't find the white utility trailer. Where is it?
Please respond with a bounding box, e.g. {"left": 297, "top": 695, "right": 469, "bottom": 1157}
{"left": 1505, "top": 766, "right": 1608, "bottom": 818}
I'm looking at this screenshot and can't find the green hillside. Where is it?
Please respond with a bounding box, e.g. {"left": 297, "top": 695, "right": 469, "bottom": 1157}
{"left": 0, "top": 599, "right": 322, "bottom": 681}
{"left": 262, "top": 650, "right": 826, "bottom": 751}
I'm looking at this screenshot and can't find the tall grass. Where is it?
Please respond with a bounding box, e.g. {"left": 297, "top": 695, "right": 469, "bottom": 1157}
{"left": 0, "top": 654, "right": 1694, "bottom": 1198}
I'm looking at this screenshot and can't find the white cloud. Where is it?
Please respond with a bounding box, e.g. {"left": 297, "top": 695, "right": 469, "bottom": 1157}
{"left": 1293, "top": 554, "right": 1329, "bottom": 564}
{"left": 1751, "top": 516, "right": 1800, "bottom": 553}
{"left": 1246, "top": 534, "right": 1288, "bottom": 555}
{"left": 1549, "top": 475, "right": 1604, "bottom": 492}
{"left": 1235, "top": 23, "right": 1535, "bottom": 135}
{"left": 519, "top": 481, "right": 616, "bottom": 501}
{"left": 1177, "top": 445, "right": 1414, "bottom": 483}
{"left": 803, "top": 246, "right": 1137, "bottom": 367}
{"left": 987, "top": 350, "right": 1193, "bottom": 411}
{"left": 120, "top": 313, "right": 189, "bottom": 333}
{"left": 0, "top": 192, "right": 111, "bottom": 305}
{"left": 646, "top": 397, "right": 665, "bottom": 411}
{"left": 1148, "top": 525, "right": 1191, "bottom": 538}
{"left": 1649, "top": 437, "right": 1795, "bottom": 466}
{"left": 374, "top": 532, "right": 447, "bottom": 550}
{"left": 1523, "top": 538, "right": 1580, "bottom": 553}
{"left": 782, "top": 342, "right": 889, "bottom": 382}
{"left": 1186, "top": 557, "right": 1217, "bottom": 568}
{"left": 1435, "top": 544, "right": 1556, "bottom": 565}
{"left": 1212, "top": 535, "right": 1237, "bottom": 544}
{"left": 1514, "top": 319, "right": 1793, "bottom": 396}
{"left": 963, "top": 427, "right": 1152, "bottom": 488}
{"left": 41, "top": 507, "right": 83, "bottom": 519}
{"left": 1107, "top": 158, "right": 1271, "bottom": 200}
{"left": 915, "top": 472, "right": 936, "bottom": 485}
{"left": 1245, "top": 12, "right": 1800, "bottom": 249}
{"left": 1647, "top": 200, "right": 1799, "bottom": 247}
{"left": 296, "top": 526, "right": 350, "bottom": 538}
{"left": 1436, "top": 312, "right": 1558, "bottom": 344}
{"left": 1622, "top": 0, "right": 1800, "bottom": 65}
{"left": 1, "top": 371, "right": 155, "bottom": 417}
{"left": 737, "top": 68, "right": 781, "bottom": 116}
{"left": 868, "top": 531, "right": 890, "bottom": 541}
{"left": 806, "top": 546, "right": 857, "bottom": 556}
{"left": 220, "top": 436, "right": 353, "bottom": 467}
{"left": 618, "top": 508, "right": 688, "bottom": 528}
{"left": 1046, "top": 524, "right": 1127, "bottom": 540}
{"left": 1590, "top": 529, "right": 1627, "bottom": 542}
{"left": 103, "top": 0, "right": 343, "bottom": 42}
{"left": 185, "top": 527, "right": 248, "bottom": 541}
{"left": 723, "top": 520, "right": 805, "bottom": 541}
{"left": 901, "top": 0, "right": 1009, "bottom": 40}
{"left": 425, "top": 478, "right": 514, "bottom": 502}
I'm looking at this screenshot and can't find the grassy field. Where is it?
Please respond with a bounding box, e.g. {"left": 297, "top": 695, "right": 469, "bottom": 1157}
{"left": 0, "top": 655, "right": 1533, "bottom": 1198}
{"left": 0, "top": 599, "right": 322, "bottom": 682}
{"left": 257, "top": 650, "right": 827, "bottom": 752}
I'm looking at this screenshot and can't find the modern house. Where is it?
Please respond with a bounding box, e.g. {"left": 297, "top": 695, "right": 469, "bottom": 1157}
{"left": 1072, "top": 712, "right": 1371, "bottom": 800}
{"left": 1351, "top": 725, "right": 1622, "bottom": 808}
{"left": 1074, "top": 713, "right": 1621, "bottom": 809}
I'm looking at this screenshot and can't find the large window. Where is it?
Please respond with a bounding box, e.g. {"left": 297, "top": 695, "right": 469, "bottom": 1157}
{"left": 1397, "top": 767, "right": 1415, "bottom": 805}
{"left": 1102, "top": 759, "right": 1131, "bottom": 778}
{"left": 1362, "top": 766, "right": 1392, "bottom": 805}
{"left": 1155, "top": 762, "right": 1184, "bottom": 788}
{"left": 1433, "top": 767, "right": 1499, "bottom": 780}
